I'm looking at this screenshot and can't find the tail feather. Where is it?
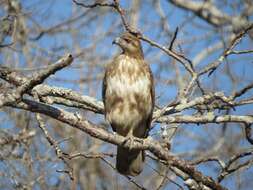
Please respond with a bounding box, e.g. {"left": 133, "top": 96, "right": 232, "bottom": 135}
{"left": 116, "top": 146, "right": 144, "bottom": 176}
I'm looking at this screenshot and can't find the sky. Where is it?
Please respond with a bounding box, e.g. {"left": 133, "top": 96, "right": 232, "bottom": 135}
{"left": 1, "top": 0, "right": 253, "bottom": 189}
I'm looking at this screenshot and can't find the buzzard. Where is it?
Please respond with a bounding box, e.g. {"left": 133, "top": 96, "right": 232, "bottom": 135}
{"left": 102, "top": 32, "right": 154, "bottom": 176}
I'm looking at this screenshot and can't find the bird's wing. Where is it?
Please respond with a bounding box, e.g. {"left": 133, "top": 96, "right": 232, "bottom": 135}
{"left": 144, "top": 61, "right": 155, "bottom": 136}
{"left": 102, "top": 67, "right": 107, "bottom": 105}
{"left": 102, "top": 61, "right": 117, "bottom": 132}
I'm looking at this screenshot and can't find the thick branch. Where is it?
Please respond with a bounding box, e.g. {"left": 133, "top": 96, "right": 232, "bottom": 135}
{"left": 1, "top": 69, "right": 252, "bottom": 125}
{"left": 168, "top": 0, "right": 252, "bottom": 33}
{"left": 10, "top": 99, "right": 227, "bottom": 190}
{"left": 157, "top": 115, "right": 253, "bottom": 125}
{"left": 0, "top": 54, "right": 73, "bottom": 107}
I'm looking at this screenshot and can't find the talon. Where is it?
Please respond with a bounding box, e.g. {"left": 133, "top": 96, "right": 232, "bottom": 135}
{"left": 136, "top": 138, "right": 144, "bottom": 143}
{"left": 123, "top": 136, "right": 135, "bottom": 150}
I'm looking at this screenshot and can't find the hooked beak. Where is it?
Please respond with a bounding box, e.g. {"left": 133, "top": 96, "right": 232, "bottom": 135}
{"left": 112, "top": 37, "right": 120, "bottom": 45}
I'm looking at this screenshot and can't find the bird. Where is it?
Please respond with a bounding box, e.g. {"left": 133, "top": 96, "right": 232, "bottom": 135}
{"left": 102, "top": 32, "right": 155, "bottom": 176}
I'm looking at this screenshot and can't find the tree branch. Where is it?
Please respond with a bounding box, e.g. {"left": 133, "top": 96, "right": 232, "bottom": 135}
{"left": 9, "top": 98, "right": 227, "bottom": 190}
{"left": 0, "top": 54, "right": 73, "bottom": 107}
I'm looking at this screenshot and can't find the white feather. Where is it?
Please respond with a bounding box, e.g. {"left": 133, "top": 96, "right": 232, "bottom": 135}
{"left": 106, "top": 56, "right": 152, "bottom": 134}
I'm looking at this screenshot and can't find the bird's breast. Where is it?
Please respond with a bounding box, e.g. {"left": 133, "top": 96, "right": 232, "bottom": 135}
{"left": 105, "top": 56, "right": 153, "bottom": 135}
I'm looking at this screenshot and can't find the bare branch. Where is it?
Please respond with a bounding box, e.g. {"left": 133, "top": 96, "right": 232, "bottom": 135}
{"left": 199, "top": 24, "right": 253, "bottom": 76}
{"left": 168, "top": 0, "right": 252, "bottom": 33}
{"left": 232, "top": 82, "right": 253, "bottom": 99}
{"left": 72, "top": 0, "right": 115, "bottom": 8}
{"left": 157, "top": 114, "right": 253, "bottom": 125}
{"left": 9, "top": 99, "right": 227, "bottom": 190}
{"left": 0, "top": 54, "right": 73, "bottom": 107}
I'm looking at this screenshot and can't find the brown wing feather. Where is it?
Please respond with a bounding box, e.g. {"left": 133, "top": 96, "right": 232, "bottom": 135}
{"left": 102, "top": 67, "right": 107, "bottom": 105}
{"left": 143, "top": 61, "right": 155, "bottom": 137}
{"left": 102, "top": 62, "right": 117, "bottom": 132}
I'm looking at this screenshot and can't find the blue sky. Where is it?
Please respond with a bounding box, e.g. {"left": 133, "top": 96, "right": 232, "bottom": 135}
{"left": 1, "top": 0, "right": 253, "bottom": 189}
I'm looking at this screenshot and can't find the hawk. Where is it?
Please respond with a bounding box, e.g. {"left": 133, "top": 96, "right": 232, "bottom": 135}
{"left": 102, "top": 32, "right": 155, "bottom": 176}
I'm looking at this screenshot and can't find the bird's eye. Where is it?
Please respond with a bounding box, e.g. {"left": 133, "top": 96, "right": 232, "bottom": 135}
{"left": 124, "top": 38, "right": 131, "bottom": 43}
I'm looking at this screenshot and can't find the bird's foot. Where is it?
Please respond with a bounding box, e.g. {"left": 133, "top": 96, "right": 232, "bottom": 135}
{"left": 123, "top": 136, "right": 135, "bottom": 150}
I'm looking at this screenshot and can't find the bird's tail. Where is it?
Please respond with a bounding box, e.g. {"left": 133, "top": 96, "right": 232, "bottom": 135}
{"left": 116, "top": 146, "right": 145, "bottom": 176}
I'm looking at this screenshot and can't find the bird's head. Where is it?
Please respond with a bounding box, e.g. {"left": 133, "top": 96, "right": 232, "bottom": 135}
{"left": 113, "top": 32, "right": 143, "bottom": 58}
